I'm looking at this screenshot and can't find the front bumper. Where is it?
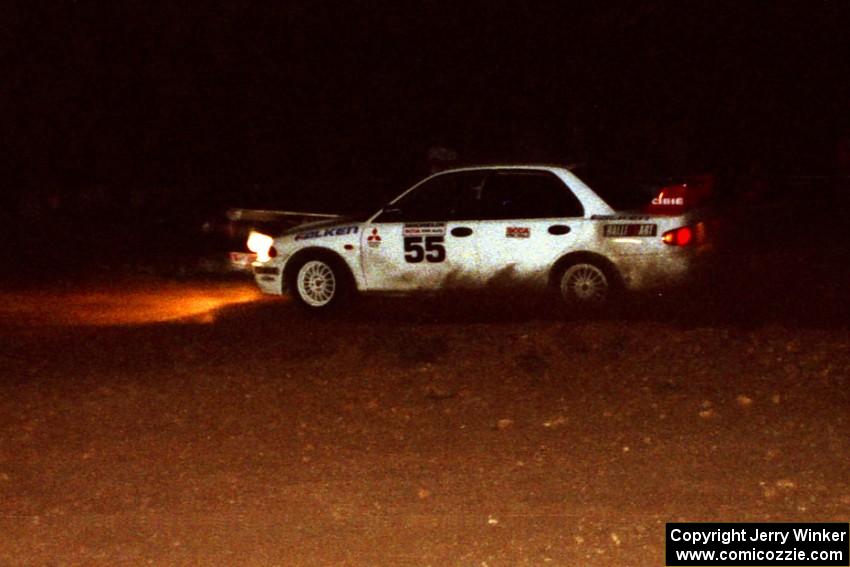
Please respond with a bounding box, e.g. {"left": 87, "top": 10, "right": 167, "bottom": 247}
{"left": 252, "top": 262, "right": 285, "bottom": 295}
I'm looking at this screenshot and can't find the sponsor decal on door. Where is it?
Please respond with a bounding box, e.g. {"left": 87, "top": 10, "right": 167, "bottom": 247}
{"left": 506, "top": 226, "right": 530, "bottom": 238}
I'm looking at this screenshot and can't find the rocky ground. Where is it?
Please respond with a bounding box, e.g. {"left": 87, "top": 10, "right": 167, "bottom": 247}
{"left": 0, "top": 274, "right": 848, "bottom": 566}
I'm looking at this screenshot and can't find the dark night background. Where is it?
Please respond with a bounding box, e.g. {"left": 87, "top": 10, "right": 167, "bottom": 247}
{"left": 3, "top": 1, "right": 850, "bottom": 271}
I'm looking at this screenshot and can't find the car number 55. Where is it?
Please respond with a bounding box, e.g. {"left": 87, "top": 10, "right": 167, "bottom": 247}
{"left": 404, "top": 236, "right": 446, "bottom": 263}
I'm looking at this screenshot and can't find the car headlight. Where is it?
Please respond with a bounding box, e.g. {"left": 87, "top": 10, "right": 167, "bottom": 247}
{"left": 247, "top": 231, "right": 277, "bottom": 262}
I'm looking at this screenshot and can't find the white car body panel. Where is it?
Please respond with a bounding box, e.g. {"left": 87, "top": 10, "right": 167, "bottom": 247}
{"left": 360, "top": 220, "right": 480, "bottom": 290}
{"left": 473, "top": 216, "right": 593, "bottom": 286}
{"left": 250, "top": 165, "right": 711, "bottom": 298}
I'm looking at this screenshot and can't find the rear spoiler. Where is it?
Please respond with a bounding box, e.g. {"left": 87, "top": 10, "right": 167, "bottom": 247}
{"left": 226, "top": 208, "right": 341, "bottom": 222}
{"left": 643, "top": 174, "right": 715, "bottom": 215}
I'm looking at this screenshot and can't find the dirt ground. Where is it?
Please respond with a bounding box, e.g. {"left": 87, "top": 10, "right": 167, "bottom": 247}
{"left": 0, "top": 276, "right": 848, "bottom": 566}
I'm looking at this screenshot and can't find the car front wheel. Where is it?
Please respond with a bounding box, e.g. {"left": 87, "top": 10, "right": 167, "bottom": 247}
{"left": 289, "top": 257, "right": 350, "bottom": 311}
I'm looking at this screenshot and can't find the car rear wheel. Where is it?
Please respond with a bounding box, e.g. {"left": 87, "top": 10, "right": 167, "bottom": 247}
{"left": 559, "top": 262, "right": 611, "bottom": 308}
{"left": 289, "top": 256, "right": 351, "bottom": 311}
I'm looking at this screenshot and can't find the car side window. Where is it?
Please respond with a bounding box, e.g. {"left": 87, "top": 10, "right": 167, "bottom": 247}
{"left": 480, "top": 171, "right": 584, "bottom": 220}
{"left": 380, "top": 171, "right": 486, "bottom": 222}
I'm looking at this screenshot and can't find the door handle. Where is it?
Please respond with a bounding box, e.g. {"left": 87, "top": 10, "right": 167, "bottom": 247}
{"left": 451, "top": 227, "right": 473, "bottom": 237}
{"left": 548, "top": 225, "right": 571, "bottom": 235}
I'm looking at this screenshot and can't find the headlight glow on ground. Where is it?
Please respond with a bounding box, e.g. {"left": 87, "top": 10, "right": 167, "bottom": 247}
{"left": 0, "top": 280, "right": 272, "bottom": 327}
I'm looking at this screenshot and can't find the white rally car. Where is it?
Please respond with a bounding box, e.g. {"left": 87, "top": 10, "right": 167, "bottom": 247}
{"left": 247, "top": 165, "right": 712, "bottom": 311}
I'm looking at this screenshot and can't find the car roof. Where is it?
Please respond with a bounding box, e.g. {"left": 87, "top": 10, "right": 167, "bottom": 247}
{"left": 435, "top": 164, "right": 579, "bottom": 174}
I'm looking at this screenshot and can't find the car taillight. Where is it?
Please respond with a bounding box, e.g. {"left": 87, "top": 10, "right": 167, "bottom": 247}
{"left": 662, "top": 226, "right": 693, "bottom": 246}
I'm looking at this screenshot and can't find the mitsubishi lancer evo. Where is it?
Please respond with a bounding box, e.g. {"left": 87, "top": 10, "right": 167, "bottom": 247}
{"left": 244, "top": 165, "right": 713, "bottom": 312}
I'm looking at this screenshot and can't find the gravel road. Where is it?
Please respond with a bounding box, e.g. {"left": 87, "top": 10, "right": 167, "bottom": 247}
{"left": 1, "top": 276, "right": 848, "bottom": 565}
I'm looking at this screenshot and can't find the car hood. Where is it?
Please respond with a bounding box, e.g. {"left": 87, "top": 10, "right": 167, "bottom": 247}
{"left": 281, "top": 216, "right": 360, "bottom": 236}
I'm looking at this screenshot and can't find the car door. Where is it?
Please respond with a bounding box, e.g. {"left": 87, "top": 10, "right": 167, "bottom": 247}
{"left": 473, "top": 170, "right": 587, "bottom": 286}
{"left": 361, "top": 170, "right": 488, "bottom": 291}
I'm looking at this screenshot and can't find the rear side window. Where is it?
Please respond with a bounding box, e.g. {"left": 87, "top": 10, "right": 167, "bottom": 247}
{"left": 480, "top": 171, "right": 584, "bottom": 220}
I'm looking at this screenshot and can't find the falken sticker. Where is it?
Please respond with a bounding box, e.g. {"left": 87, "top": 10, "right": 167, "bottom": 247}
{"left": 603, "top": 224, "right": 657, "bottom": 237}
{"left": 506, "top": 227, "right": 530, "bottom": 238}
{"left": 367, "top": 227, "right": 382, "bottom": 248}
{"left": 403, "top": 222, "right": 446, "bottom": 237}
{"left": 294, "top": 225, "right": 359, "bottom": 241}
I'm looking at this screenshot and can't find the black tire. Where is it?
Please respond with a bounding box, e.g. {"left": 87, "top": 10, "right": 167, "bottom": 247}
{"left": 286, "top": 254, "right": 353, "bottom": 312}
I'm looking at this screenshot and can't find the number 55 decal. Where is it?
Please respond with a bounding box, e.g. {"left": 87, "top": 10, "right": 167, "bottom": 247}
{"left": 404, "top": 236, "right": 446, "bottom": 263}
